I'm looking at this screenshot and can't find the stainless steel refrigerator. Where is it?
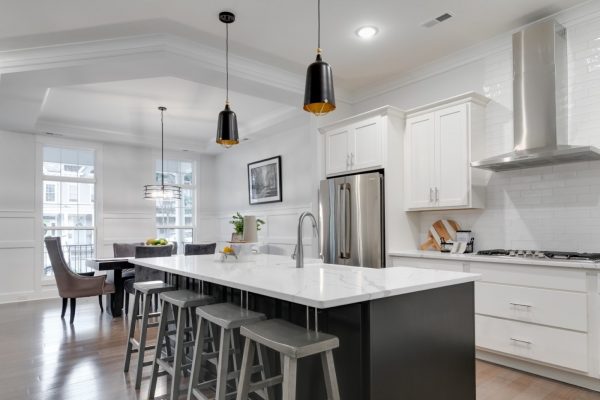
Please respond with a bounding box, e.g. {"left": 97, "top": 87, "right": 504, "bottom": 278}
{"left": 319, "top": 171, "right": 385, "bottom": 268}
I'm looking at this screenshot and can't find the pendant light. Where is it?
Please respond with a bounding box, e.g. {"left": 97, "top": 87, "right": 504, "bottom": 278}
{"left": 216, "top": 11, "right": 239, "bottom": 148}
{"left": 303, "top": 0, "right": 336, "bottom": 116}
{"left": 144, "top": 106, "right": 182, "bottom": 200}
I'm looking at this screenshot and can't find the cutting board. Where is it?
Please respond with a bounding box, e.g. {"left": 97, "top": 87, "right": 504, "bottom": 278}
{"left": 419, "top": 219, "right": 461, "bottom": 251}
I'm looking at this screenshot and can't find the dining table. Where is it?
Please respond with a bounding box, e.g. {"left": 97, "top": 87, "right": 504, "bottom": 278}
{"left": 85, "top": 257, "right": 133, "bottom": 317}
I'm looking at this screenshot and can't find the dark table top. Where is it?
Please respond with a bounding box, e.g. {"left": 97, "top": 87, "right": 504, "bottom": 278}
{"left": 86, "top": 257, "right": 133, "bottom": 271}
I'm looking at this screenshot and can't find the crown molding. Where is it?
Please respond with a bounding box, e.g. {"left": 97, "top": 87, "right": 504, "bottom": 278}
{"left": 0, "top": 32, "right": 351, "bottom": 103}
{"left": 318, "top": 105, "right": 404, "bottom": 133}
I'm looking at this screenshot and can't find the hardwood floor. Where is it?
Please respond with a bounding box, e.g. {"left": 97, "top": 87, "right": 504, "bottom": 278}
{"left": 1, "top": 298, "right": 599, "bottom": 400}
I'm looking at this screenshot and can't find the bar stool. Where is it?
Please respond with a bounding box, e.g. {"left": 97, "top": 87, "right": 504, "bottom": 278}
{"left": 148, "top": 290, "right": 216, "bottom": 400}
{"left": 124, "top": 280, "right": 176, "bottom": 389}
{"left": 188, "top": 302, "right": 270, "bottom": 400}
{"left": 236, "top": 319, "right": 341, "bottom": 400}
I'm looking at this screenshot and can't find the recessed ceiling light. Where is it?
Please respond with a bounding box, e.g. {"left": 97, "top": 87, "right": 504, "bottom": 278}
{"left": 356, "top": 26, "right": 378, "bottom": 40}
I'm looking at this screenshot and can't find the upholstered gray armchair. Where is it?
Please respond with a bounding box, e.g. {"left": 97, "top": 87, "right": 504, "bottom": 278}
{"left": 44, "top": 237, "right": 115, "bottom": 324}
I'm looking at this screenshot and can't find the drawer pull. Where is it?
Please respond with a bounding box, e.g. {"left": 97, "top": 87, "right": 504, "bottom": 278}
{"left": 509, "top": 302, "right": 532, "bottom": 308}
{"left": 510, "top": 337, "right": 532, "bottom": 345}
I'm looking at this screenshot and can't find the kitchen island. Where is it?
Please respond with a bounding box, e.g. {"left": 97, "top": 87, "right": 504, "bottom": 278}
{"left": 131, "top": 254, "right": 479, "bottom": 400}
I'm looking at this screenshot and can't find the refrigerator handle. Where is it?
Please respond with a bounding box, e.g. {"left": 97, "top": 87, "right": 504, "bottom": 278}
{"left": 337, "top": 184, "right": 345, "bottom": 258}
{"left": 343, "top": 183, "right": 351, "bottom": 259}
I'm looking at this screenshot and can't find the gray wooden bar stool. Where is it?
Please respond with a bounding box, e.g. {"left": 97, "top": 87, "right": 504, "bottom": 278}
{"left": 124, "top": 280, "right": 176, "bottom": 389}
{"left": 187, "top": 302, "right": 270, "bottom": 400}
{"left": 149, "top": 289, "right": 216, "bottom": 400}
{"left": 236, "top": 319, "right": 341, "bottom": 400}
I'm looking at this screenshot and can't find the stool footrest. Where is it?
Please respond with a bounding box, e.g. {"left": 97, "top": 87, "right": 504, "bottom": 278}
{"left": 156, "top": 358, "right": 174, "bottom": 376}
{"left": 165, "top": 326, "right": 194, "bottom": 335}
{"left": 249, "top": 375, "right": 283, "bottom": 392}
{"left": 129, "top": 339, "right": 156, "bottom": 352}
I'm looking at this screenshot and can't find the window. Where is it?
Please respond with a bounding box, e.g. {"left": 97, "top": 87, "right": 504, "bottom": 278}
{"left": 68, "top": 183, "right": 78, "bottom": 202}
{"left": 45, "top": 183, "right": 57, "bottom": 203}
{"left": 42, "top": 146, "right": 96, "bottom": 277}
{"left": 155, "top": 160, "right": 195, "bottom": 253}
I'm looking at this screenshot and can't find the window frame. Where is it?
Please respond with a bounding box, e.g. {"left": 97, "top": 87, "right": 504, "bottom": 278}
{"left": 37, "top": 139, "right": 101, "bottom": 284}
{"left": 154, "top": 158, "right": 196, "bottom": 252}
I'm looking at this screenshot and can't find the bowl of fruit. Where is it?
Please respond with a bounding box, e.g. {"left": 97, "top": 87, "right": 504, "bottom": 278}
{"left": 145, "top": 238, "right": 169, "bottom": 246}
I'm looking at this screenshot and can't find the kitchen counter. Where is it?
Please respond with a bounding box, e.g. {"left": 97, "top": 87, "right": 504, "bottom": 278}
{"left": 389, "top": 249, "right": 600, "bottom": 270}
{"left": 130, "top": 254, "right": 478, "bottom": 308}
{"left": 131, "top": 253, "right": 478, "bottom": 399}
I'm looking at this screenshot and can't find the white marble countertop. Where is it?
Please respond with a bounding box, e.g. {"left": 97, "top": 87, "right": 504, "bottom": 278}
{"left": 389, "top": 250, "right": 600, "bottom": 270}
{"left": 130, "top": 254, "right": 478, "bottom": 309}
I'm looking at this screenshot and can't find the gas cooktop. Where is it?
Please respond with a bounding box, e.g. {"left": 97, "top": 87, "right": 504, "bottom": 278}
{"left": 477, "top": 249, "right": 600, "bottom": 262}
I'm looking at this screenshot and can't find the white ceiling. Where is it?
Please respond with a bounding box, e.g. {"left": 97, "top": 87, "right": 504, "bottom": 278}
{"left": 0, "top": 0, "right": 588, "bottom": 91}
{"left": 38, "top": 78, "right": 297, "bottom": 147}
{"left": 0, "top": 0, "right": 590, "bottom": 152}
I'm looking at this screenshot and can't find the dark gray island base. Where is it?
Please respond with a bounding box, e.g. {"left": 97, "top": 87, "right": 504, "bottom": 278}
{"left": 290, "top": 282, "right": 475, "bottom": 400}
{"left": 146, "top": 266, "right": 475, "bottom": 400}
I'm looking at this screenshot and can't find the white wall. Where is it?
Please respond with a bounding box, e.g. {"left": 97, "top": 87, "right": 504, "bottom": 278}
{"left": 354, "top": 3, "right": 600, "bottom": 252}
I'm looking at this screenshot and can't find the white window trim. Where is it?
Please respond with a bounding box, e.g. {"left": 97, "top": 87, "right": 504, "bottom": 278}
{"left": 36, "top": 137, "right": 103, "bottom": 286}
{"left": 154, "top": 156, "right": 197, "bottom": 245}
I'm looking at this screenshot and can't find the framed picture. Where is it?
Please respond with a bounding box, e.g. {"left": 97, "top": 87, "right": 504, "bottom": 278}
{"left": 247, "top": 156, "right": 282, "bottom": 205}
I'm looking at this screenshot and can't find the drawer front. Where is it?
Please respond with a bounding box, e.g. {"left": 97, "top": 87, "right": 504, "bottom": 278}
{"left": 390, "top": 256, "right": 464, "bottom": 272}
{"left": 475, "top": 282, "right": 587, "bottom": 332}
{"left": 476, "top": 315, "right": 588, "bottom": 372}
{"left": 470, "top": 262, "right": 587, "bottom": 292}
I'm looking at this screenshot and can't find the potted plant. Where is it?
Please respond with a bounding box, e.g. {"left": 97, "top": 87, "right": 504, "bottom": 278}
{"left": 230, "top": 212, "right": 265, "bottom": 242}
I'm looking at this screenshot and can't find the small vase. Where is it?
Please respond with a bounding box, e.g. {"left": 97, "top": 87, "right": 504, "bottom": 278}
{"left": 231, "top": 233, "right": 243, "bottom": 243}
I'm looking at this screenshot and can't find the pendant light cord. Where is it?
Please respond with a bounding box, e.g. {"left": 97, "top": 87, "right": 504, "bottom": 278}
{"left": 226, "top": 23, "right": 229, "bottom": 104}
{"left": 318, "top": 0, "right": 321, "bottom": 51}
{"left": 160, "top": 108, "right": 164, "bottom": 188}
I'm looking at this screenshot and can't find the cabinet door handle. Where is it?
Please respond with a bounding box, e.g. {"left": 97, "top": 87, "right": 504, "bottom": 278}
{"left": 435, "top": 187, "right": 439, "bottom": 202}
{"left": 346, "top": 154, "right": 350, "bottom": 168}
{"left": 509, "top": 302, "right": 532, "bottom": 308}
{"left": 429, "top": 188, "right": 434, "bottom": 202}
{"left": 510, "top": 337, "right": 532, "bottom": 345}
{"left": 350, "top": 152, "right": 355, "bottom": 166}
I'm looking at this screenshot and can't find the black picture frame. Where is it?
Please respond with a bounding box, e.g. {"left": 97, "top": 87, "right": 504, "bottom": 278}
{"left": 247, "top": 156, "right": 282, "bottom": 205}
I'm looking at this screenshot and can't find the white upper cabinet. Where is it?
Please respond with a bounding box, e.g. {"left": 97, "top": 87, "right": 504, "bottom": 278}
{"left": 351, "top": 117, "right": 382, "bottom": 171}
{"left": 405, "top": 93, "right": 489, "bottom": 211}
{"left": 322, "top": 115, "right": 385, "bottom": 176}
{"left": 406, "top": 113, "right": 435, "bottom": 209}
{"left": 325, "top": 126, "right": 352, "bottom": 175}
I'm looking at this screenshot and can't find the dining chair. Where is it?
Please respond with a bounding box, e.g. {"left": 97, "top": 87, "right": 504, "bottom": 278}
{"left": 113, "top": 242, "right": 144, "bottom": 313}
{"left": 123, "top": 245, "right": 174, "bottom": 314}
{"left": 44, "top": 237, "right": 115, "bottom": 324}
{"left": 184, "top": 243, "right": 217, "bottom": 256}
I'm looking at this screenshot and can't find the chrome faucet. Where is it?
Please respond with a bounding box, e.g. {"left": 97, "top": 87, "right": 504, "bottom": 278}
{"left": 292, "top": 211, "right": 319, "bottom": 268}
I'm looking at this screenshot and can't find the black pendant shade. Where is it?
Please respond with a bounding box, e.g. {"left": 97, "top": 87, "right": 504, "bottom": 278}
{"left": 216, "top": 103, "right": 239, "bottom": 148}
{"left": 303, "top": 53, "right": 336, "bottom": 116}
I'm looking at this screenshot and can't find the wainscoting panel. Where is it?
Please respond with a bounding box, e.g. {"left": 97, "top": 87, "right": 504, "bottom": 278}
{"left": 0, "top": 247, "right": 35, "bottom": 296}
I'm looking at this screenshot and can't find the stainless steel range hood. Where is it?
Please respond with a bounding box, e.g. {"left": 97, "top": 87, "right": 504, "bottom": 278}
{"left": 471, "top": 19, "right": 600, "bottom": 172}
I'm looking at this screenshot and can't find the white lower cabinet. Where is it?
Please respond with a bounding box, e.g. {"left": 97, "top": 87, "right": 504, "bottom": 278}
{"left": 476, "top": 315, "right": 588, "bottom": 373}
{"left": 476, "top": 282, "right": 587, "bottom": 332}
{"left": 390, "top": 256, "right": 465, "bottom": 272}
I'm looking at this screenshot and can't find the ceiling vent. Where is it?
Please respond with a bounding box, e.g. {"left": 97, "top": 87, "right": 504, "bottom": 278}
{"left": 422, "top": 13, "right": 453, "bottom": 28}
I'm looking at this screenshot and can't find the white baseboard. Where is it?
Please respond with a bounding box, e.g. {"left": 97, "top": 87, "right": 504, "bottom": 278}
{"left": 0, "top": 288, "right": 59, "bottom": 304}
{"left": 477, "top": 350, "right": 600, "bottom": 392}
